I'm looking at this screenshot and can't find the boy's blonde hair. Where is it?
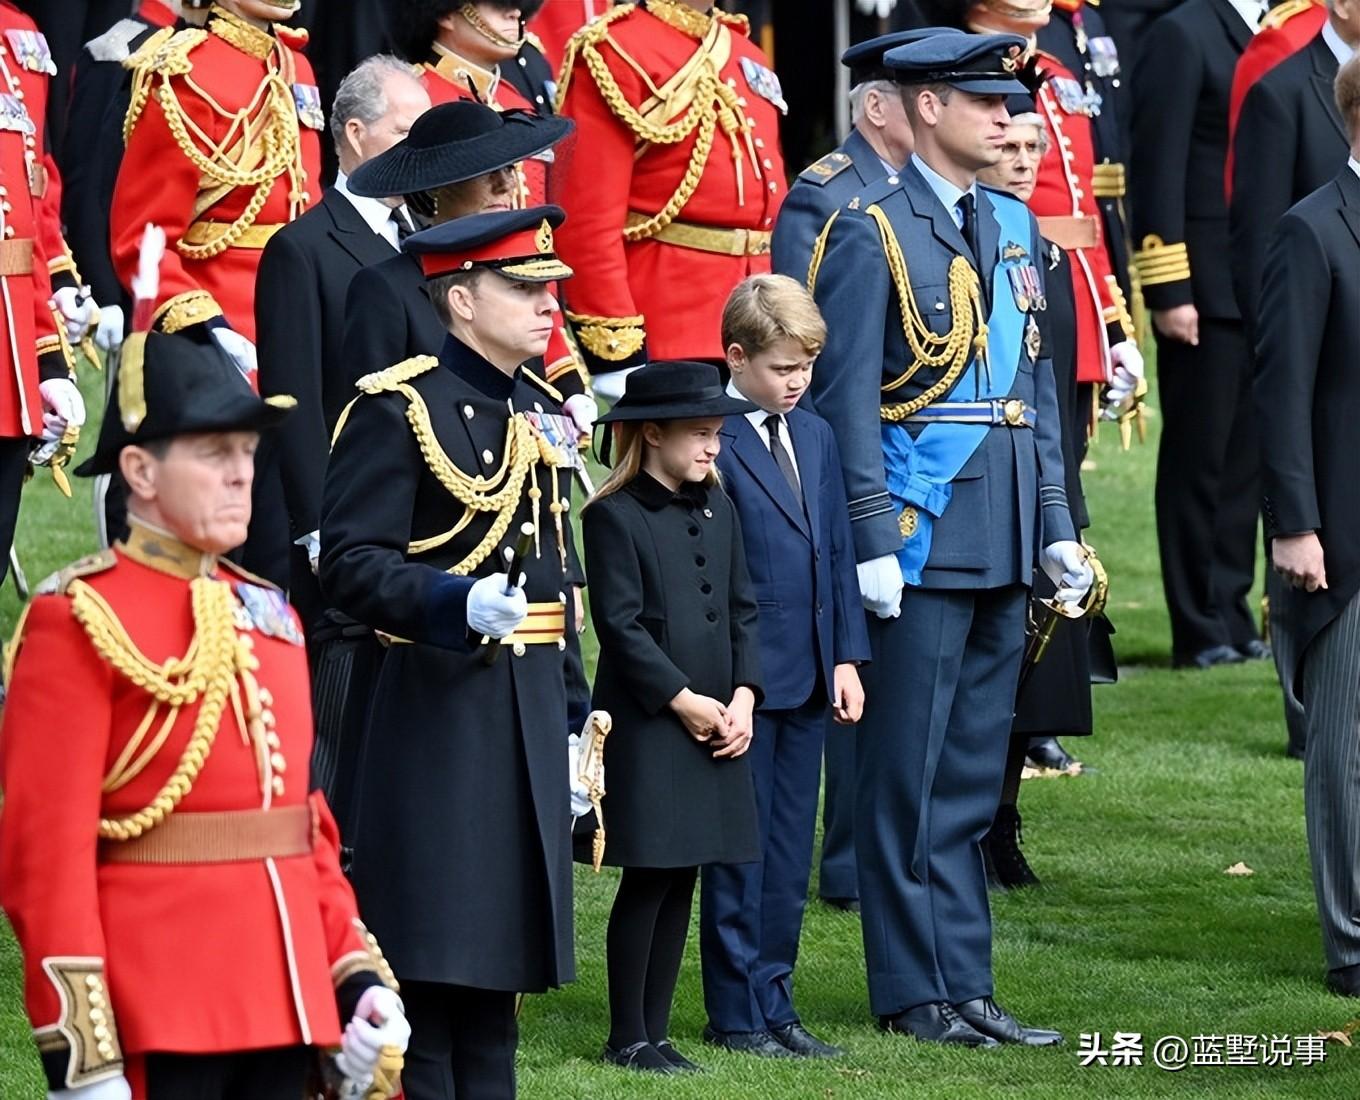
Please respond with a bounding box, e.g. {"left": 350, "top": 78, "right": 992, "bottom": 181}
{"left": 721, "top": 274, "right": 828, "bottom": 358}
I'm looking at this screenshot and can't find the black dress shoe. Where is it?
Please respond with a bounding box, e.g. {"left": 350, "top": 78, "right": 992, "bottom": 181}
{"left": 702, "top": 1027, "right": 797, "bottom": 1058}
{"left": 771, "top": 1022, "right": 844, "bottom": 1058}
{"left": 1174, "top": 644, "right": 1246, "bottom": 670}
{"left": 653, "top": 1039, "right": 702, "bottom": 1072}
{"left": 602, "top": 1041, "right": 676, "bottom": 1073}
{"left": 983, "top": 804, "right": 1040, "bottom": 890}
{"left": 821, "top": 896, "right": 861, "bottom": 914}
{"left": 879, "top": 1002, "right": 998, "bottom": 1047}
{"left": 1237, "top": 639, "right": 1271, "bottom": 661}
{"left": 954, "top": 997, "right": 1063, "bottom": 1046}
{"left": 1025, "top": 736, "right": 1077, "bottom": 771}
{"left": 1326, "top": 964, "right": 1360, "bottom": 997}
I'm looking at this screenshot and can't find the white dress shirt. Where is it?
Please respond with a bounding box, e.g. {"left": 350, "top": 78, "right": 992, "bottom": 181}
{"left": 1223, "top": 0, "right": 1266, "bottom": 32}
{"left": 727, "top": 380, "right": 801, "bottom": 483}
{"left": 910, "top": 153, "right": 978, "bottom": 230}
{"left": 1350, "top": 156, "right": 1360, "bottom": 181}
{"left": 1322, "top": 18, "right": 1357, "bottom": 67}
{"left": 334, "top": 171, "right": 411, "bottom": 250}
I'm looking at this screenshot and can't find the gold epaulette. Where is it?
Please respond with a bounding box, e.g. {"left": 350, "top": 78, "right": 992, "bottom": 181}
{"left": 1262, "top": 0, "right": 1321, "bottom": 30}
{"left": 1132, "top": 234, "right": 1191, "bottom": 287}
{"left": 356, "top": 355, "right": 440, "bottom": 395}
{"left": 219, "top": 557, "right": 282, "bottom": 592}
{"left": 525, "top": 29, "right": 547, "bottom": 55}
{"left": 554, "top": 3, "right": 637, "bottom": 109}
{"left": 566, "top": 312, "right": 646, "bottom": 362}
{"left": 122, "top": 26, "right": 206, "bottom": 141}
{"left": 34, "top": 549, "right": 118, "bottom": 597}
{"left": 275, "top": 23, "right": 309, "bottom": 50}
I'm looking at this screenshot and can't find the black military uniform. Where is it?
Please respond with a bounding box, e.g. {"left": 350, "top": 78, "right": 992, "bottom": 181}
{"left": 1132, "top": 0, "right": 1264, "bottom": 669}
{"left": 320, "top": 206, "right": 578, "bottom": 1098}
{"left": 506, "top": 0, "right": 559, "bottom": 115}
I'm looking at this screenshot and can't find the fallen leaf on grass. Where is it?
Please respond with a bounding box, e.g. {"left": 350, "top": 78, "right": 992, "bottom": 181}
{"left": 1021, "top": 762, "right": 1085, "bottom": 781}
{"left": 1317, "top": 1031, "right": 1353, "bottom": 1046}
{"left": 1223, "top": 862, "right": 1254, "bottom": 876}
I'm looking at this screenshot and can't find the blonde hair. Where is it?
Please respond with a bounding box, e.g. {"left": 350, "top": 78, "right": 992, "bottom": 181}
{"left": 588, "top": 421, "right": 721, "bottom": 507}
{"left": 1338, "top": 52, "right": 1360, "bottom": 139}
{"left": 721, "top": 274, "right": 828, "bottom": 358}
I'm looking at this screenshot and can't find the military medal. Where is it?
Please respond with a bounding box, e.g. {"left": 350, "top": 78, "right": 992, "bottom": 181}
{"left": 235, "top": 582, "right": 306, "bottom": 646}
{"left": 1025, "top": 314, "right": 1042, "bottom": 361}
{"left": 4, "top": 29, "right": 55, "bottom": 75}
{"left": 1088, "top": 37, "right": 1121, "bottom": 79}
{"left": 1051, "top": 76, "right": 1100, "bottom": 117}
{"left": 0, "top": 93, "right": 32, "bottom": 135}
{"left": 1007, "top": 266, "right": 1030, "bottom": 312}
{"left": 292, "top": 83, "right": 325, "bottom": 130}
{"left": 898, "top": 506, "right": 919, "bottom": 539}
{"left": 740, "top": 57, "right": 788, "bottom": 115}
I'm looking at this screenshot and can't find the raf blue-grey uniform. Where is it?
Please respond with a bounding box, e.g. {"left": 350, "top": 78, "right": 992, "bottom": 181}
{"left": 773, "top": 24, "right": 962, "bottom": 910}
{"left": 810, "top": 73, "right": 1075, "bottom": 1022}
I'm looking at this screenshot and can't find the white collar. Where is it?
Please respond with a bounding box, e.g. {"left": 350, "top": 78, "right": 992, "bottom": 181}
{"left": 1323, "top": 18, "right": 1356, "bottom": 67}
{"left": 910, "top": 153, "right": 977, "bottom": 221}
{"left": 726, "top": 379, "right": 785, "bottom": 433}
{"left": 1223, "top": 0, "right": 1265, "bottom": 32}
{"left": 334, "top": 171, "right": 404, "bottom": 238}
{"left": 1350, "top": 156, "right": 1360, "bottom": 181}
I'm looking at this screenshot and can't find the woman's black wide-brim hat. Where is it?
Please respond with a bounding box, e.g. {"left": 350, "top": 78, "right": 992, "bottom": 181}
{"left": 348, "top": 101, "right": 574, "bottom": 199}
{"left": 597, "top": 361, "right": 756, "bottom": 424}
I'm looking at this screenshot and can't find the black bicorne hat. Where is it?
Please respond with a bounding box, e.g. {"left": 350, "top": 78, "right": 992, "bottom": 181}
{"left": 347, "top": 101, "right": 573, "bottom": 200}
{"left": 74, "top": 329, "right": 294, "bottom": 477}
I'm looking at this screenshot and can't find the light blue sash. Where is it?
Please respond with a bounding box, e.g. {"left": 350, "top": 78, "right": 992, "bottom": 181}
{"left": 882, "top": 191, "right": 1033, "bottom": 585}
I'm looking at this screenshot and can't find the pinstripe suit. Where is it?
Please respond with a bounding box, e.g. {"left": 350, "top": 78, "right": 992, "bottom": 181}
{"left": 1254, "top": 164, "right": 1360, "bottom": 973}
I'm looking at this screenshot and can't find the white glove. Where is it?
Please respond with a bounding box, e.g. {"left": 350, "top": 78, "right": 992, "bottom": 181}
{"left": 39, "top": 377, "right": 86, "bottom": 442}
{"left": 589, "top": 365, "right": 640, "bottom": 405}
{"left": 466, "top": 572, "right": 528, "bottom": 639}
{"left": 856, "top": 0, "right": 898, "bottom": 14}
{"left": 1042, "top": 540, "right": 1095, "bottom": 606}
{"left": 94, "top": 304, "right": 125, "bottom": 351}
{"left": 48, "top": 1076, "right": 133, "bottom": 1100}
{"left": 335, "top": 985, "right": 410, "bottom": 1089}
{"left": 563, "top": 392, "right": 598, "bottom": 436}
{"left": 50, "top": 285, "right": 97, "bottom": 343}
{"left": 857, "top": 553, "right": 903, "bottom": 620}
{"left": 211, "top": 327, "right": 257, "bottom": 378}
{"left": 567, "top": 732, "right": 592, "bottom": 818}
{"left": 1105, "top": 340, "right": 1144, "bottom": 405}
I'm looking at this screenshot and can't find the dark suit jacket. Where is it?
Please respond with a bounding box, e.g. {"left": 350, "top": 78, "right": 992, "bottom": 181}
{"left": 716, "top": 407, "right": 871, "bottom": 711}
{"left": 772, "top": 127, "right": 890, "bottom": 284}
{"left": 1131, "top": 0, "right": 1251, "bottom": 317}
{"left": 342, "top": 251, "right": 447, "bottom": 393}
{"left": 256, "top": 188, "right": 398, "bottom": 624}
{"left": 1254, "top": 167, "right": 1360, "bottom": 692}
{"left": 1231, "top": 33, "right": 1349, "bottom": 331}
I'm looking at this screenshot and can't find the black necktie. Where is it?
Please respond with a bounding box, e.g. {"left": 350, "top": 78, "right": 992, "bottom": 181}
{"left": 956, "top": 192, "right": 979, "bottom": 261}
{"left": 390, "top": 208, "right": 414, "bottom": 245}
{"left": 765, "top": 414, "right": 801, "bottom": 497}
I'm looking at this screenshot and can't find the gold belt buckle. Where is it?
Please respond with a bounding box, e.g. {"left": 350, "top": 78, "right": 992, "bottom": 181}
{"left": 1002, "top": 399, "right": 1026, "bottom": 426}
{"left": 730, "top": 228, "right": 751, "bottom": 256}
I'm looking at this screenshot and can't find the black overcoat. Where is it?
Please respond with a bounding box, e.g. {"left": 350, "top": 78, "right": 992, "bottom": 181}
{"left": 320, "top": 334, "right": 576, "bottom": 992}
{"left": 583, "top": 472, "right": 763, "bottom": 868}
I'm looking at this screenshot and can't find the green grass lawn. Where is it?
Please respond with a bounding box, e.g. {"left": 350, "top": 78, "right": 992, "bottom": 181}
{"left": 2, "top": 383, "right": 1358, "bottom": 1097}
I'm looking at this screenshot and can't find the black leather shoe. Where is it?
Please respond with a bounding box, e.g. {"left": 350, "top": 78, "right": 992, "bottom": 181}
{"left": 1237, "top": 639, "right": 1271, "bottom": 661}
{"left": 602, "top": 1041, "right": 676, "bottom": 1073}
{"left": 983, "top": 805, "right": 1040, "bottom": 890}
{"left": 702, "top": 1027, "right": 797, "bottom": 1058}
{"left": 771, "top": 1022, "right": 843, "bottom": 1058}
{"left": 821, "top": 896, "right": 861, "bottom": 914}
{"left": 653, "top": 1039, "right": 702, "bottom": 1072}
{"left": 1174, "top": 644, "right": 1246, "bottom": 670}
{"left": 954, "top": 997, "right": 1063, "bottom": 1046}
{"left": 879, "top": 1002, "right": 998, "bottom": 1047}
{"left": 1326, "top": 964, "right": 1360, "bottom": 997}
{"left": 1026, "top": 736, "right": 1077, "bottom": 771}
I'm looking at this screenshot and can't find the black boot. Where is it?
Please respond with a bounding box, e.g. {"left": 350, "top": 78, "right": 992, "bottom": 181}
{"left": 1026, "top": 736, "right": 1077, "bottom": 771}
{"left": 983, "top": 805, "right": 1040, "bottom": 889}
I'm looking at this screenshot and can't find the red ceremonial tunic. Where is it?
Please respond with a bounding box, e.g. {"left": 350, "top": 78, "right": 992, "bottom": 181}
{"left": 0, "top": 2, "right": 72, "bottom": 439}
{"left": 0, "top": 526, "right": 392, "bottom": 1095}
{"left": 1224, "top": 0, "right": 1326, "bottom": 199}
{"left": 555, "top": 1, "right": 787, "bottom": 368}
{"left": 110, "top": 7, "right": 322, "bottom": 344}
{"left": 1032, "top": 51, "right": 1121, "bottom": 385}
{"left": 528, "top": 0, "right": 609, "bottom": 72}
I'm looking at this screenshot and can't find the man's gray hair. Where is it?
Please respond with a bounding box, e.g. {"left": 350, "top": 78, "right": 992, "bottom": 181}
{"left": 849, "top": 79, "right": 898, "bottom": 125}
{"left": 330, "top": 54, "right": 421, "bottom": 150}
